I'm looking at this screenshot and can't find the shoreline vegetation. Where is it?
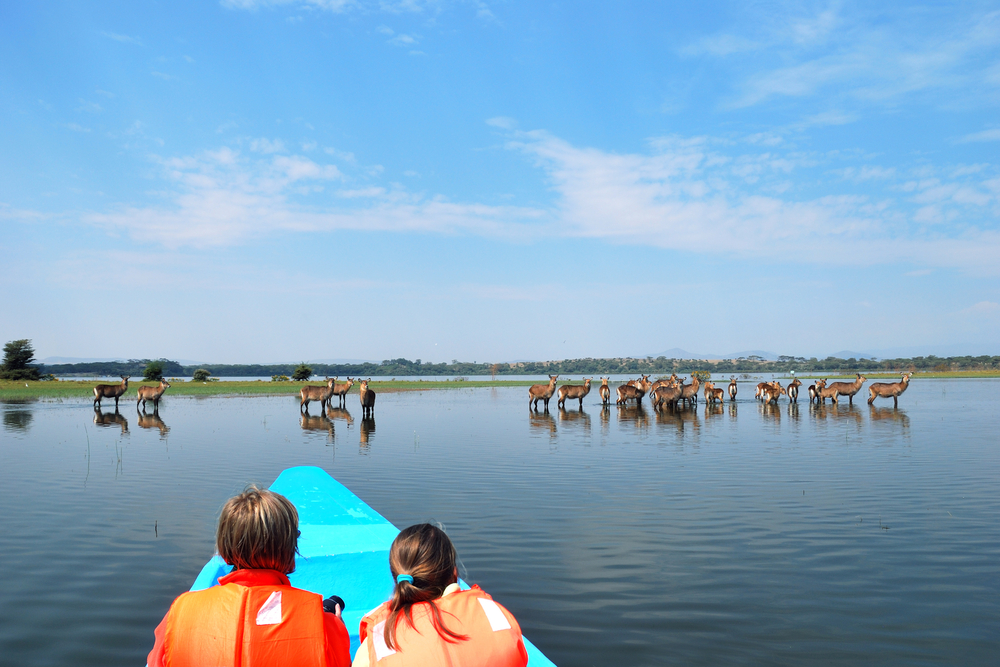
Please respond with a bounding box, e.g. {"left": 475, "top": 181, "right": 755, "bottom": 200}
{"left": 35, "top": 354, "right": 1000, "bottom": 380}
{"left": 2, "top": 370, "right": 999, "bottom": 400}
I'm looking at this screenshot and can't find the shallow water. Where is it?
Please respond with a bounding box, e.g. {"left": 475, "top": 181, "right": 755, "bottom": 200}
{"left": 1, "top": 381, "right": 997, "bottom": 666}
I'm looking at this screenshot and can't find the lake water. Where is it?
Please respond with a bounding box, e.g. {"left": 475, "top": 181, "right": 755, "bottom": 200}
{"left": 1, "top": 381, "right": 997, "bottom": 666}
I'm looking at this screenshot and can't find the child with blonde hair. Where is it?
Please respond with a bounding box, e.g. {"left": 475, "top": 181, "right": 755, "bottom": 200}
{"left": 148, "top": 486, "right": 351, "bottom": 667}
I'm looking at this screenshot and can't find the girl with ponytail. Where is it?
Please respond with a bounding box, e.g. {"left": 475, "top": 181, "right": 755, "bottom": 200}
{"left": 354, "top": 524, "right": 528, "bottom": 667}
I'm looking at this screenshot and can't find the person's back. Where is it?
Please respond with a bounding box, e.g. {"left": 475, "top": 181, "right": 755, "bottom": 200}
{"left": 148, "top": 486, "right": 351, "bottom": 667}
{"left": 354, "top": 524, "right": 527, "bottom": 667}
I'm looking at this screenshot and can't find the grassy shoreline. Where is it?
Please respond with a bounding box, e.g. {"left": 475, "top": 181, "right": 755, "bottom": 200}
{"left": 2, "top": 371, "right": 999, "bottom": 400}
{"left": 0, "top": 378, "right": 542, "bottom": 400}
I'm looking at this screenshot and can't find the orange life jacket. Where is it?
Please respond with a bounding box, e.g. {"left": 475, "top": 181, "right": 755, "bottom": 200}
{"left": 359, "top": 586, "right": 528, "bottom": 667}
{"left": 159, "top": 569, "right": 349, "bottom": 667}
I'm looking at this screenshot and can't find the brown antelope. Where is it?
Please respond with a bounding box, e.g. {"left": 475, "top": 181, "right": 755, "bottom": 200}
{"left": 651, "top": 382, "right": 682, "bottom": 411}
{"left": 867, "top": 372, "right": 912, "bottom": 407}
{"left": 300, "top": 377, "right": 336, "bottom": 413}
{"left": 679, "top": 376, "right": 700, "bottom": 407}
{"left": 529, "top": 375, "right": 559, "bottom": 411}
{"left": 786, "top": 378, "right": 802, "bottom": 403}
{"left": 137, "top": 378, "right": 170, "bottom": 411}
{"left": 359, "top": 378, "right": 376, "bottom": 417}
{"left": 93, "top": 407, "right": 128, "bottom": 433}
{"left": 754, "top": 382, "right": 766, "bottom": 401}
{"left": 728, "top": 377, "right": 738, "bottom": 401}
{"left": 703, "top": 381, "right": 724, "bottom": 404}
{"left": 332, "top": 377, "right": 355, "bottom": 407}
{"left": 599, "top": 377, "right": 611, "bottom": 405}
{"left": 557, "top": 378, "right": 592, "bottom": 409}
{"left": 826, "top": 373, "right": 867, "bottom": 405}
{"left": 616, "top": 377, "right": 646, "bottom": 406}
{"left": 808, "top": 378, "right": 827, "bottom": 404}
{"left": 762, "top": 382, "right": 786, "bottom": 404}
{"left": 94, "top": 376, "right": 130, "bottom": 409}
{"left": 816, "top": 382, "right": 841, "bottom": 405}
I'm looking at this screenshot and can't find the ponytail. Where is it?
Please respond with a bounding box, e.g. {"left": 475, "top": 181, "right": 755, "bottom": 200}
{"left": 384, "top": 524, "right": 470, "bottom": 651}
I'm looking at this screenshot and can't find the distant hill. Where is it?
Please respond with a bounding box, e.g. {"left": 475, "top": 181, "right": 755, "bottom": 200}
{"left": 40, "top": 356, "right": 205, "bottom": 366}
{"left": 645, "top": 348, "right": 779, "bottom": 361}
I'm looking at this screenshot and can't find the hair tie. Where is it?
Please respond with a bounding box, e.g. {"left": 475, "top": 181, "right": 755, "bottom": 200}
{"left": 396, "top": 574, "right": 414, "bottom": 585}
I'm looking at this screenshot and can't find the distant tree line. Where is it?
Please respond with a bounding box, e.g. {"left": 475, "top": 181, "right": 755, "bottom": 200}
{"left": 41, "top": 358, "right": 186, "bottom": 377}
{"left": 36, "top": 354, "right": 1000, "bottom": 378}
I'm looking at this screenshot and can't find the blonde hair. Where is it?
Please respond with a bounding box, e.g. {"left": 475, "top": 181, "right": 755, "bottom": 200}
{"left": 216, "top": 486, "right": 298, "bottom": 573}
{"left": 384, "top": 524, "right": 468, "bottom": 650}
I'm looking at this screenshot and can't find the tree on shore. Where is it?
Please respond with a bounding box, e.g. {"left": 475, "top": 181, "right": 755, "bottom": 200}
{"left": 292, "top": 364, "right": 312, "bottom": 381}
{"left": 192, "top": 368, "right": 211, "bottom": 382}
{"left": 1, "top": 339, "right": 41, "bottom": 381}
{"left": 143, "top": 361, "right": 164, "bottom": 381}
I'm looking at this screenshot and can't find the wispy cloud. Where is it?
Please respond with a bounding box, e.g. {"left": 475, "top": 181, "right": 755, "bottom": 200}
{"left": 76, "top": 99, "right": 103, "bottom": 114}
{"left": 499, "top": 126, "right": 1000, "bottom": 272}
{"left": 955, "top": 128, "right": 1000, "bottom": 143}
{"left": 101, "top": 31, "right": 143, "bottom": 45}
{"left": 85, "top": 146, "right": 542, "bottom": 247}
{"left": 696, "top": 6, "right": 1000, "bottom": 109}
{"left": 76, "top": 123, "right": 1000, "bottom": 272}
{"left": 221, "top": 0, "right": 439, "bottom": 13}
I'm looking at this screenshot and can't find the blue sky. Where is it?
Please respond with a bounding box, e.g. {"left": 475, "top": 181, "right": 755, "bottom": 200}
{"left": 2, "top": 0, "right": 999, "bottom": 364}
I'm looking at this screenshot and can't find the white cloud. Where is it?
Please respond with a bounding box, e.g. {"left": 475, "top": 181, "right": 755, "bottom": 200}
{"left": 79, "top": 125, "right": 1000, "bottom": 273}
{"left": 956, "top": 129, "right": 1000, "bottom": 143}
{"left": 220, "top": 0, "right": 435, "bottom": 13}
{"left": 716, "top": 7, "right": 1000, "bottom": 109}
{"left": 962, "top": 301, "right": 1000, "bottom": 315}
{"left": 249, "top": 137, "right": 286, "bottom": 153}
{"left": 498, "top": 126, "right": 1000, "bottom": 272}
{"left": 679, "top": 34, "right": 759, "bottom": 58}
{"left": 151, "top": 71, "right": 179, "bottom": 81}
{"left": 101, "top": 31, "right": 143, "bottom": 45}
{"left": 63, "top": 123, "right": 91, "bottom": 133}
{"left": 85, "top": 146, "right": 542, "bottom": 248}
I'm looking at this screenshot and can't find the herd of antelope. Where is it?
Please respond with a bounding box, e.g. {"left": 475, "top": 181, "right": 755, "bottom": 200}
{"left": 298, "top": 377, "right": 377, "bottom": 417}
{"left": 92, "top": 376, "right": 172, "bottom": 412}
{"left": 528, "top": 372, "right": 915, "bottom": 411}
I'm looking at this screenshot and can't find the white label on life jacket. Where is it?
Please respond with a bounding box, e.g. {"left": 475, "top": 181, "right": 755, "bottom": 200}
{"left": 256, "top": 591, "right": 282, "bottom": 626}
{"left": 478, "top": 598, "right": 511, "bottom": 632}
{"left": 372, "top": 620, "right": 397, "bottom": 661}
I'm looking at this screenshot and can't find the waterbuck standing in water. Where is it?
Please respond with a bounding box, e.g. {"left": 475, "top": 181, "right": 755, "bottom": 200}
{"left": 867, "top": 372, "right": 912, "bottom": 407}
{"left": 94, "top": 376, "right": 130, "bottom": 409}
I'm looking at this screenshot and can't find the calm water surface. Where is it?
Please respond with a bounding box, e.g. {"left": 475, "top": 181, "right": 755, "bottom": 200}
{"left": 1, "top": 381, "right": 997, "bottom": 666}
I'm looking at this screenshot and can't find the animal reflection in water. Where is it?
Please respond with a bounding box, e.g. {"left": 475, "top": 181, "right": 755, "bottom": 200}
{"left": 326, "top": 406, "right": 354, "bottom": 428}
{"left": 528, "top": 410, "right": 556, "bottom": 438}
{"left": 759, "top": 400, "right": 782, "bottom": 422}
{"left": 703, "top": 401, "right": 724, "bottom": 419}
{"left": 93, "top": 407, "right": 128, "bottom": 434}
{"left": 359, "top": 417, "right": 375, "bottom": 453}
{"left": 557, "top": 406, "right": 591, "bottom": 431}
{"left": 810, "top": 403, "right": 863, "bottom": 426}
{"left": 300, "top": 411, "right": 334, "bottom": 442}
{"left": 137, "top": 409, "right": 169, "bottom": 438}
{"left": 654, "top": 404, "right": 699, "bottom": 435}
{"left": 600, "top": 405, "right": 611, "bottom": 434}
{"left": 617, "top": 404, "right": 650, "bottom": 433}
{"left": 869, "top": 406, "right": 910, "bottom": 429}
